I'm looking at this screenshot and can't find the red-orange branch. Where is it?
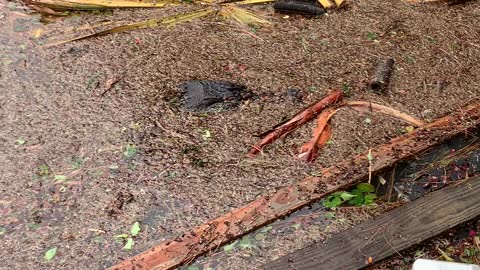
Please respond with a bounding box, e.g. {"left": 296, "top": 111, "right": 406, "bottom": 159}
{"left": 247, "top": 90, "right": 343, "bottom": 157}
{"left": 110, "top": 102, "right": 480, "bottom": 270}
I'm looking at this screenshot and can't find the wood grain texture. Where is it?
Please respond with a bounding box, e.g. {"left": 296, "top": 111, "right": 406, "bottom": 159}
{"left": 265, "top": 175, "right": 480, "bottom": 270}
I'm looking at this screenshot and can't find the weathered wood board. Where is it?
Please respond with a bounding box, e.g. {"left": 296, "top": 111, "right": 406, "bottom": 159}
{"left": 265, "top": 175, "right": 480, "bottom": 270}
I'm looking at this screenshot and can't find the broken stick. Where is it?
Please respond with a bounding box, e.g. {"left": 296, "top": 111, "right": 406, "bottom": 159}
{"left": 247, "top": 90, "right": 343, "bottom": 157}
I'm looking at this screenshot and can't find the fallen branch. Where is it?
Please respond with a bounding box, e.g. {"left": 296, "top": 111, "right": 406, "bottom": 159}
{"left": 298, "top": 107, "right": 338, "bottom": 162}
{"left": 345, "top": 101, "right": 425, "bottom": 127}
{"left": 109, "top": 103, "right": 480, "bottom": 270}
{"left": 247, "top": 90, "right": 343, "bottom": 157}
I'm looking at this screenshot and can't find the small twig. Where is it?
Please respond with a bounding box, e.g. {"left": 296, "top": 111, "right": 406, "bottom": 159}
{"left": 387, "top": 164, "right": 396, "bottom": 202}
{"left": 383, "top": 231, "right": 403, "bottom": 257}
{"left": 368, "top": 148, "right": 373, "bottom": 184}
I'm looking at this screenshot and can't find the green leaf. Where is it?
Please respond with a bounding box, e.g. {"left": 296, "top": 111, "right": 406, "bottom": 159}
{"left": 114, "top": 234, "right": 129, "bottom": 239}
{"left": 123, "top": 238, "right": 134, "bottom": 250}
{"left": 44, "top": 247, "right": 57, "bottom": 261}
{"left": 0, "top": 227, "right": 5, "bottom": 235}
{"left": 366, "top": 32, "right": 378, "bottom": 41}
{"left": 130, "top": 222, "right": 141, "bottom": 237}
{"left": 356, "top": 183, "right": 375, "bottom": 193}
{"left": 364, "top": 194, "right": 377, "bottom": 205}
{"left": 326, "top": 139, "right": 334, "bottom": 145}
{"left": 291, "top": 223, "right": 301, "bottom": 230}
{"left": 255, "top": 233, "right": 266, "bottom": 241}
{"left": 15, "top": 138, "right": 26, "bottom": 146}
{"left": 238, "top": 236, "right": 254, "bottom": 249}
{"left": 405, "top": 126, "right": 415, "bottom": 133}
{"left": 54, "top": 175, "right": 66, "bottom": 183}
{"left": 260, "top": 225, "right": 273, "bottom": 233}
{"left": 38, "top": 164, "right": 50, "bottom": 176}
{"left": 123, "top": 143, "right": 137, "bottom": 159}
{"left": 223, "top": 240, "right": 238, "bottom": 253}
{"left": 322, "top": 195, "right": 343, "bottom": 209}
{"left": 202, "top": 129, "right": 211, "bottom": 140}
{"left": 339, "top": 192, "right": 356, "bottom": 201}
{"left": 93, "top": 236, "right": 105, "bottom": 243}
{"left": 27, "top": 223, "right": 42, "bottom": 230}
{"left": 348, "top": 189, "right": 365, "bottom": 206}
{"left": 325, "top": 212, "right": 336, "bottom": 219}
{"left": 367, "top": 152, "right": 374, "bottom": 162}
{"left": 186, "top": 266, "right": 200, "bottom": 270}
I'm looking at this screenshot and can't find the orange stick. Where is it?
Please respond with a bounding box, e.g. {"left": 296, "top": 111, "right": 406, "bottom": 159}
{"left": 247, "top": 90, "right": 343, "bottom": 157}
{"left": 110, "top": 103, "right": 480, "bottom": 270}
{"left": 298, "top": 108, "right": 338, "bottom": 162}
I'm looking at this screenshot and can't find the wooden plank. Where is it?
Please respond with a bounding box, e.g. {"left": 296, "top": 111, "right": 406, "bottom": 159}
{"left": 110, "top": 103, "right": 480, "bottom": 270}
{"left": 265, "top": 175, "right": 480, "bottom": 270}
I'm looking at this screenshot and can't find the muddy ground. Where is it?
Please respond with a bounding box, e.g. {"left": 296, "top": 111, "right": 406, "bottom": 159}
{"left": 0, "top": 0, "right": 479, "bottom": 269}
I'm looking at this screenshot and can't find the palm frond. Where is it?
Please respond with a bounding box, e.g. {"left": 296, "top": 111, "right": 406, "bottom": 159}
{"left": 220, "top": 5, "right": 270, "bottom": 26}
{"left": 28, "top": 0, "right": 175, "bottom": 10}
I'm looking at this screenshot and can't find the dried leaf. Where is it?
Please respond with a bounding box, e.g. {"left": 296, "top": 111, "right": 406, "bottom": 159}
{"left": 234, "top": 0, "right": 275, "bottom": 4}
{"left": 318, "top": 0, "right": 333, "bottom": 8}
{"left": 45, "top": 9, "right": 212, "bottom": 47}
{"left": 220, "top": 5, "right": 270, "bottom": 26}
{"left": 28, "top": 0, "right": 173, "bottom": 10}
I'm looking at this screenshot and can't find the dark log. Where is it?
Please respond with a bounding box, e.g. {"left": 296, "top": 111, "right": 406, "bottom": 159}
{"left": 274, "top": 0, "right": 326, "bottom": 15}
{"left": 369, "top": 57, "right": 395, "bottom": 93}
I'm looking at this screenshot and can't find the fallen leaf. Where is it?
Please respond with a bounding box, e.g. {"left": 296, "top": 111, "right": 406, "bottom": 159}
{"left": 223, "top": 240, "right": 238, "bottom": 253}
{"left": 123, "top": 238, "right": 134, "bottom": 250}
{"left": 44, "top": 247, "right": 57, "bottom": 262}
{"left": 130, "top": 222, "right": 141, "bottom": 237}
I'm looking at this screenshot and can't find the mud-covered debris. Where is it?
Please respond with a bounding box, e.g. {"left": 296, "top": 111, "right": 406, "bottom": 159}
{"left": 274, "top": 0, "right": 325, "bottom": 15}
{"left": 180, "top": 80, "right": 247, "bottom": 112}
{"left": 284, "top": 88, "right": 304, "bottom": 102}
{"left": 107, "top": 191, "right": 134, "bottom": 217}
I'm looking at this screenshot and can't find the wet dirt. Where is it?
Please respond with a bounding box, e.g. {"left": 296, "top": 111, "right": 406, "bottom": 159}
{"left": 0, "top": 0, "right": 479, "bottom": 269}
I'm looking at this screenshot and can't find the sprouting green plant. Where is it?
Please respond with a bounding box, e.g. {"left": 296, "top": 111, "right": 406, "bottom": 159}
{"left": 114, "top": 222, "right": 142, "bottom": 251}
{"left": 15, "top": 138, "right": 26, "bottom": 146}
{"left": 123, "top": 143, "right": 137, "bottom": 160}
{"left": 348, "top": 183, "right": 377, "bottom": 206}
{"left": 322, "top": 182, "right": 377, "bottom": 209}
{"left": 202, "top": 129, "right": 211, "bottom": 140}
{"left": 342, "top": 84, "right": 352, "bottom": 97}
{"left": 366, "top": 32, "right": 378, "bottom": 41}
